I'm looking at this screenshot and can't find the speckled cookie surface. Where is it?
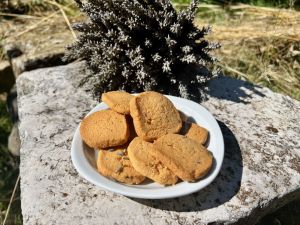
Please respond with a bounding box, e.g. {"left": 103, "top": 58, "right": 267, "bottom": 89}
{"left": 102, "top": 91, "right": 133, "bottom": 115}
{"left": 181, "top": 122, "right": 209, "bottom": 145}
{"left": 152, "top": 134, "right": 213, "bottom": 181}
{"left": 128, "top": 137, "right": 178, "bottom": 185}
{"left": 129, "top": 91, "right": 182, "bottom": 141}
{"left": 97, "top": 147, "right": 145, "bottom": 184}
{"left": 80, "top": 109, "right": 129, "bottom": 149}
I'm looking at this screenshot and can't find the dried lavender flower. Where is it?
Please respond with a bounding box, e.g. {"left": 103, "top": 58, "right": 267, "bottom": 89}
{"left": 65, "top": 0, "right": 220, "bottom": 101}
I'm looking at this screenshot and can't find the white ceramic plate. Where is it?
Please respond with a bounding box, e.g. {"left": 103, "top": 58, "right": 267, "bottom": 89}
{"left": 71, "top": 95, "right": 224, "bottom": 199}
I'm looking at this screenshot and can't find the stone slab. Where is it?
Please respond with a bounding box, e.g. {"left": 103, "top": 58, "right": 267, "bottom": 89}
{"left": 17, "top": 62, "right": 300, "bottom": 225}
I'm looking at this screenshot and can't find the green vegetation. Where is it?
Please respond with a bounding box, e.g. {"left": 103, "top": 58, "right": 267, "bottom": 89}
{"left": 191, "top": 4, "right": 300, "bottom": 100}
{"left": 228, "top": 0, "right": 299, "bottom": 8}
{"left": 0, "top": 100, "right": 21, "bottom": 225}
{"left": 173, "top": 0, "right": 300, "bottom": 8}
{"left": 217, "top": 38, "right": 300, "bottom": 100}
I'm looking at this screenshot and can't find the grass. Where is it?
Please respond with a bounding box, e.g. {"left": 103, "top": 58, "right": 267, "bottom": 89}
{"left": 217, "top": 38, "right": 300, "bottom": 100}
{"left": 173, "top": 0, "right": 300, "bottom": 8}
{"left": 0, "top": 37, "right": 5, "bottom": 62}
{"left": 0, "top": 0, "right": 81, "bottom": 19}
{"left": 1, "top": 29, "right": 20, "bottom": 222}
{"left": 173, "top": 1, "right": 300, "bottom": 101}
{"left": 193, "top": 4, "right": 300, "bottom": 100}
{"left": 0, "top": 0, "right": 70, "bottom": 11}
{"left": 0, "top": 100, "right": 21, "bottom": 225}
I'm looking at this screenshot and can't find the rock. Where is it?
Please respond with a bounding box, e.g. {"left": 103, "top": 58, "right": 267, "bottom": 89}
{"left": 0, "top": 60, "right": 15, "bottom": 93}
{"left": 16, "top": 62, "right": 300, "bottom": 225}
{"left": 8, "top": 122, "right": 20, "bottom": 156}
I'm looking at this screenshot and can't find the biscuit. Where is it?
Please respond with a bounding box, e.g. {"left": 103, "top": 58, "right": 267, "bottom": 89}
{"left": 181, "top": 122, "right": 209, "bottom": 145}
{"left": 102, "top": 91, "right": 133, "bottom": 115}
{"left": 151, "top": 134, "right": 213, "bottom": 181}
{"left": 129, "top": 91, "right": 182, "bottom": 141}
{"left": 97, "top": 147, "right": 145, "bottom": 184}
{"left": 128, "top": 137, "right": 178, "bottom": 185}
{"left": 80, "top": 109, "right": 129, "bottom": 149}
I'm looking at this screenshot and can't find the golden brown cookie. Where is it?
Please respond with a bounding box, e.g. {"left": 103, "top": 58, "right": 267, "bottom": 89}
{"left": 97, "top": 147, "right": 145, "bottom": 184}
{"left": 80, "top": 109, "right": 130, "bottom": 149}
{"left": 181, "top": 122, "right": 209, "bottom": 145}
{"left": 129, "top": 91, "right": 182, "bottom": 141}
{"left": 151, "top": 134, "right": 213, "bottom": 182}
{"left": 101, "top": 91, "right": 133, "bottom": 115}
{"left": 128, "top": 137, "right": 178, "bottom": 185}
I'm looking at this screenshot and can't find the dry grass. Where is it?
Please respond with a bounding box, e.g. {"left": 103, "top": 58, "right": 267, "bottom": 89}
{"left": 0, "top": 0, "right": 83, "bottom": 42}
{"left": 0, "top": 0, "right": 78, "bottom": 16}
{"left": 195, "top": 4, "right": 300, "bottom": 100}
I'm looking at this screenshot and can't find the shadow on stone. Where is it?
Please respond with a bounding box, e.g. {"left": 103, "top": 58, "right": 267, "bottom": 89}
{"left": 13, "top": 53, "right": 72, "bottom": 76}
{"left": 129, "top": 120, "right": 243, "bottom": 212}
{"left": 208, "top": 75, "right": 265, "bottom": 104}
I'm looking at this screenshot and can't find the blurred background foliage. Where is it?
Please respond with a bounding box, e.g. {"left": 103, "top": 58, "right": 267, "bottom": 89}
{"left": 0, "top": 100, "right": 21, "bottom": 225}
{"left": 174, "top": 0, "right": 300, "bottom": 8}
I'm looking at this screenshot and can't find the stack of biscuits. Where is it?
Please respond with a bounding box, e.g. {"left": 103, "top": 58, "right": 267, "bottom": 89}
{"left": 80, "top": 91, "right": 213, "bottom": 185}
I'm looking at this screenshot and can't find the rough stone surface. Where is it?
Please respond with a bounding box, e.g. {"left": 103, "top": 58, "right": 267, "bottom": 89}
{"left": 17, "top": 62, "right": 300, "bottom": 225}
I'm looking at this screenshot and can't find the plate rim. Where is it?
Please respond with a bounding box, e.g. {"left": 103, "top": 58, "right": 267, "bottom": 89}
{"left": 71, "top": 94, "right": 224, "bottom": 199}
